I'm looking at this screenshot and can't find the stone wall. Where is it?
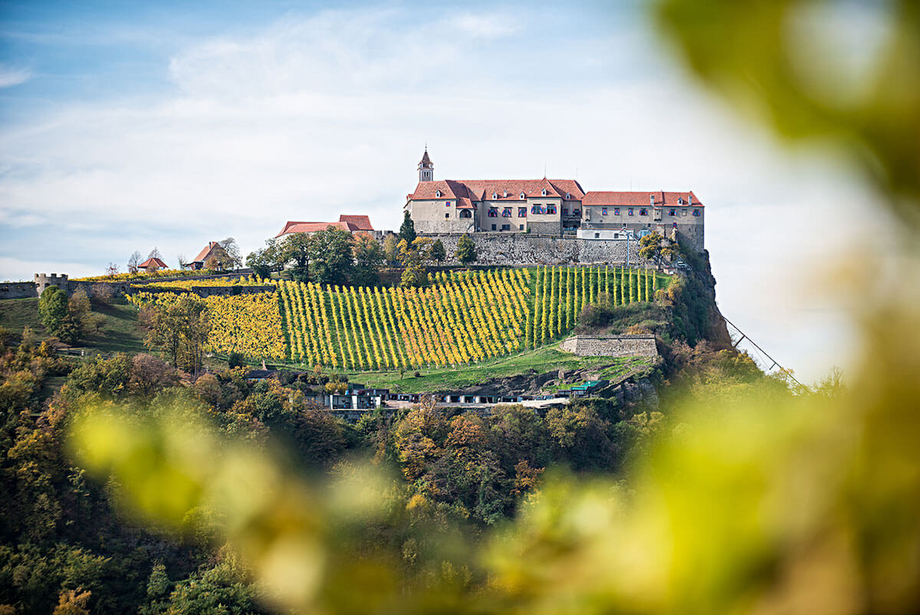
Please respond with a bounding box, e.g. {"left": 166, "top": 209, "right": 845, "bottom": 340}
{"left": 135, "top": 285, "right": 275, "bottom": 298}
{"left": 421, "top": 233, "right": 651, "bottom": 266}
{"left": 0, "top": 282, "right": 38, "bottom": 300}
{"left": 560, "top": 335, "right": 659, "bottom": 358}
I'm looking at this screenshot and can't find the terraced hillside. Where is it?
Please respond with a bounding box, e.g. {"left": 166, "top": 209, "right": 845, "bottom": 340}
{"left": 129, "top": 266, "right": 670, "bottom": 369}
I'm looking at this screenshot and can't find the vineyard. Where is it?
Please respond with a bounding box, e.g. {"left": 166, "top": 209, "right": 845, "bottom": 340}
{"left": 129, "top": 266, "right": 669, "bottom": 369}
{"left": 134, "top": 276, "right": 269, "bottom": 290}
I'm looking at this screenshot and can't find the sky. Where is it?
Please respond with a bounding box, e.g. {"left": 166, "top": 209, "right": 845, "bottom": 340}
{"left": 0, "top": 0, "right": 894, "bottom": 383}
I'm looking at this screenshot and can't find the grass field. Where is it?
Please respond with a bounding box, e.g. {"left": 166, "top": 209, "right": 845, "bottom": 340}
{"left": 0, "top": 298, "right": 45, "bottom": 341}
{"left": 0, "top": 296, "right": 145, "bottom": 354}
{"left": 302, "top": 343, "right": 657, "bottom": 393}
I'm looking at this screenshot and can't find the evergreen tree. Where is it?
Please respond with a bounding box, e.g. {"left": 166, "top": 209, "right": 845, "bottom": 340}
{"left": 399, "top": 211, "right": 417, "bottom": 244}
{"left": 455, "top": 234, "right": 476, "bottom": 264}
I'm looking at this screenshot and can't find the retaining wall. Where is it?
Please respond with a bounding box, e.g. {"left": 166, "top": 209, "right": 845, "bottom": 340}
{"left": 420, "top": 233, "right": 651, "bottom": 266}
{"left": 560, "top": 335, "right": 659, "bottom": 358}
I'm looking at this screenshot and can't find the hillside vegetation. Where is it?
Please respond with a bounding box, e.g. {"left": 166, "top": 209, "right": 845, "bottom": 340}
{"left": 128, "top": 266, "right": 670, "bottom": 369}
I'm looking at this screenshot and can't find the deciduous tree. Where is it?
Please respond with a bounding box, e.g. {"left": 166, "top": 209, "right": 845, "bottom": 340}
{"left": 455, "top": 234, "right": 476, "bottom": 264}
{"left": 307, "top": 226, "right": 355, "bottom": 286}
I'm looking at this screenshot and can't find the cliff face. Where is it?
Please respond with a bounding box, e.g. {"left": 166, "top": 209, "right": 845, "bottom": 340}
{"left": 661, "top": 248, "right": 732, "bottom": 348}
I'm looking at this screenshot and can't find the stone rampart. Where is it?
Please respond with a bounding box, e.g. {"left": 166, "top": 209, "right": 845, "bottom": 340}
{"left": 0, "top": 282, "right": 38, "bottom": 300}
{"left": 560, "top": 335, "right": 659, "bottom": 358}
{"left": 420, "top": 233, "right": 651, "bottom": 266}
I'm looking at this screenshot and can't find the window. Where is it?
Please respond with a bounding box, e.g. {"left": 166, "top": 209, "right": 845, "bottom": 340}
{"left": 673, "top": 222, "right": 678, "bottom": 227}
{"left": 520, "top": 192, "right": 525, "bottom": 199}
{"left": 595, "top": 232, "right": 600, "bottom": 238}
{"left": 573, "top": 209, "right": 580, "bottom": 216}
{"left": 501, "top": 224, "right": 510, "bottom": 231}
{"left": 436, "top": 190, "right": 441, "bottom": 197}
{"left": 491, "top": 224, "right": 496, "bottom": 230}
{"left": 628, "top": 208, "right": 634, "bottom": 216}
{"left": 502, "top": 208, "right": 512, "bottom": 218}
{"left": 488, "top": 208, "right": 498, "bottom": 218}
{"left": 613, "top": 208, "right": 620, "bottom": 216}
{"left": 562, "top": 208, "right": 568, "bottom": 215}
{"left": 519, "top": 224, "right": 524, "bottom": 230}
{"left": 531, "top": 205, "right": 546, "bottom": 215}
{"left": 602, "top": 207, "right": 608, "bottom": 216}
{"left": 693, "top": 209, "right": 701, "bottom": 217}
{"left": 445, "top": 213, "right": 449, "bottom": 219}
{"left": 492, "top": 192, "right": 498, "bottom": 199}
{"left": 640, "top": 208, "right": 648, "bottom": 216}
{"left": 460, "top": 210, "right": 472, "bottom": 218}
{"left": 681, "top": 208, "right": 687, "bottom": 216}
{"left": 566, "top": 193, "right": 571, "bottom": 199}
{"left": 669, "top": 209, "right": 676, "bottom": 216}
{"left": 541, "top": 188, "right": 547, "bottom": 196}
{"left": 678, "top": 197, "right": 684, "bottom": 205}
{"left": 445, "top": 201, "right": 451, "bottom": 207}
{"left": 518, "top": 207, "right": 527, "bottom": 217}
{"left": 546, "top": 205, "right": 557, "bottom": 215}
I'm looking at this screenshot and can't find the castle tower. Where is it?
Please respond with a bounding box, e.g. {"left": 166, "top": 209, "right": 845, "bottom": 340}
{"left": 418, "top": 147, "right": 434, "bottom": 182}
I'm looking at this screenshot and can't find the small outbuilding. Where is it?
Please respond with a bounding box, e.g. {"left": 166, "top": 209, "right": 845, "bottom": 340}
{"left": 137, "top": 257, "right": 168, "bottom": 272}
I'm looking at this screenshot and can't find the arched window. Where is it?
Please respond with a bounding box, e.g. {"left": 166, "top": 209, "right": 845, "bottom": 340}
{"left": 492, "top": 192, "right": 498, "bottom": 199}
{"left": 435, "top": 190, "right": 441, "bottom": 198}
{"left": 460, "top": 209, "right": 472, "bottom": 218}
{"left": 520, "top": 192, "right": 525, "bottom": 199}
{"left": 541, "top": 188, "right": 547, "bottom": 196}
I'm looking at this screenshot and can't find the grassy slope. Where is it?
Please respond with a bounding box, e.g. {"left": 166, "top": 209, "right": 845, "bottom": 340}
{"left": 331, "top": 343, "right": 656, "bottom": 393}
{"left": 84, "top": 297, "right": 146, "bottom": 354}
{"left": 0, "top": 298, "right": 45, "bottom": 340}
{"left": 0, "top": 296, "right": 145, "bottom": 353}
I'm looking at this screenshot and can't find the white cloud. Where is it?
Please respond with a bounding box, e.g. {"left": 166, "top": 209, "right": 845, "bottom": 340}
{"left": 0, "top": 64, "right": 31, "bottom": 88}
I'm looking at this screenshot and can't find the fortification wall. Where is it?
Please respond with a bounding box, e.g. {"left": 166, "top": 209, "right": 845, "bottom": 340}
{"left": 421, "top": 233, "right": 651, "bottom": 266}
{"left": 0, "top": 282, "right": 38, "bottom": 299}
{"left": 134, "top": 285, "right": 275, "bottom": 298}
{"left": 560, "top": 335, "right": 659, "bottom": 358}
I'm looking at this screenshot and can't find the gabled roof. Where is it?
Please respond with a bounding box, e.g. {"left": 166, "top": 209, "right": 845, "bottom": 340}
{"left": 193, "top": 242, "right": 223, "bottom": 263}
{"left": 275, "top": 221, "right": 356, "bottom": 237}
{"left": 407, "top": 178, "right": 586, "bottom": 202}
{"left": 581, "top": 191, "right": 701, "bottom": 207}
{"left": 338, "top": 215, "right": 373, "bottom": 231}
{"left": 138, "top": 257, "right": 167, "bottom": 269}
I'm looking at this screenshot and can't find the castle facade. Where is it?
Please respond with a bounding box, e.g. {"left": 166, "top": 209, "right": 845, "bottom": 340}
{"left": 405, "top": 148, "right": 705, "bottom": 251}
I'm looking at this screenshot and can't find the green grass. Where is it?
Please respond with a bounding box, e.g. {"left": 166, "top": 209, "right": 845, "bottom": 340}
{"left": 0, "top": 298, "right": 45, "bottom": 341}
{"left": 84, "top": 297, "right": 146, "bottom": 354}
{"left": 305, "top": 343, "right": 657, "bottom": 393}
{"left": 0, "top": 296, "right": 145, "bottom": 354}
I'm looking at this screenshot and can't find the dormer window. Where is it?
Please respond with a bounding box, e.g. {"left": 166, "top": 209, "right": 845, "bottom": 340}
{"left": 492, "top": 192, "right": 498, "bottom": 199}
{"left": 677, "top": 197, "right": 684, "bottom": 205}
{"left": 649, "top": 194, "right": 655, "bottom": 206}
{"left": 541, "top": 188, "right": 547, "bottom": 196}
{"left": 565, "top": 193, "right": 571, "bottom": 199}
{"left": 520, "top": 192, "right": 525, "bottom": 199}
{"left": 436, "top": 190, "right": 442, "bottom": 198}
{"left": 503, "top": 190, "right": 508, "bottom": 198}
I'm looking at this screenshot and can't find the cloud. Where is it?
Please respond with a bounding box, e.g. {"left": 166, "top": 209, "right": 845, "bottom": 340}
{"left": 0, "top": 64, "right": 31, "bottom": 88}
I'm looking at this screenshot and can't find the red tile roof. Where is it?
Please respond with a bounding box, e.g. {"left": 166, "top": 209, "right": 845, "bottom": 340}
{"left": 338, "top": 215, "right": 374, "bottom": 231}
{"left": 582, "top": 191, "right": 701, "bottom": 207}
{"left": 193, "top": 242, "right": 222, "bottom": 264}
{"left": 276, "top": 221, "right": 357, "bottom": 237}
{"left": 407, "top": 178, "right": 586, "bottom": 202}
{"left": 138, "top": 257, "right": 167, "bottom": 269}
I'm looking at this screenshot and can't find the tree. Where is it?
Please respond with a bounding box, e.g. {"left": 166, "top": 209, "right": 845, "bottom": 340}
{"left": 398, "top": 210, "right": 417, "bottom": 244}
{"left": 147, "top": 247, "right": 163, "bottom": 261}
{"left": 39, "top": 286, "right": 69, "bottom": 334}
{"left": 38, "top": 286, "right": 94, "bottom": 344}
{"left": 177, "top": 254, "right": 190, "bottom": 270}
{"left": 455, "top": 234, "right": 476, "bottom": 264}
{"left": 140, "top": 295, "right": 210, "bottom": 373}
{"left": 246, "top": 237, "right": 282, "bottom": 280}
{"left": 218, "top": 237, "right": 243, "bottom": 269}
{"left": 105, "top": 263, "right": 119, "bottom": 278}
{"left": 204, "top": 255, "right": 220, "bottom": 271}
{"left": 638, "top": 231, "right": 676, "bottom": 270}
{"left": 430, "top": 239, "right": 446, "bottom": 263}
{"left": 279, "top": 233, "right": 311, "bottom": 283}
{"left": 353, "top": 233, "right": 384, "bottom": 286}
{"left": 128, "top": 251, "right": 142, "bottom": 274}
{"left": 399, "top": 237, "right": 433, "bottom": 288}
{"left": 307, "top": 226, "right": 355, "bottom": 286}
{"left": 383, "top": 234, "right": 399, "bottom": 266}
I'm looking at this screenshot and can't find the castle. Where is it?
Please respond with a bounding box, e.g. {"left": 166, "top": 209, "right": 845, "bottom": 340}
{"left": 405, "top": 148, "right": 704, "bottom": 252}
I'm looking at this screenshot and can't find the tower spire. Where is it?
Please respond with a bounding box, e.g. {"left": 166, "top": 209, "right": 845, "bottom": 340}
{"left": 418, "top": 146, "right": 434, "bottom": 182}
